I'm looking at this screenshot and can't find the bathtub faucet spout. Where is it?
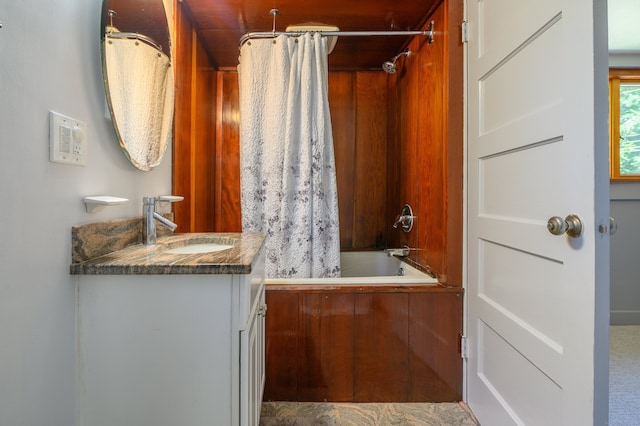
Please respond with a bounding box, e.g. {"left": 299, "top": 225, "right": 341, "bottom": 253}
{"left": 385, "top": 246, "right": 411, "bottom": 257}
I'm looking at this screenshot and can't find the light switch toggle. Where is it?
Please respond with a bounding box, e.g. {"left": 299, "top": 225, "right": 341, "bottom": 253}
{"left": 49, "top": 111, "right": 87, "bottom": 166}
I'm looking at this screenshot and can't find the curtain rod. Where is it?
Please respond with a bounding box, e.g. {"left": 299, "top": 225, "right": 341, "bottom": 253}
{"left": 106, "top": 32, "right": 167, "bottom": 57}
{"left": 239, "top": 21, "right": 435, "bottom": 48}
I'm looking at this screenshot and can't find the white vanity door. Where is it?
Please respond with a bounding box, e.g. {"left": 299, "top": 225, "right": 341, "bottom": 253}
{"left": 240, "top": 283, "right": 266, "bottom": 426}
{"left": 78, "top": 275, "right": 236, "bottom": 426}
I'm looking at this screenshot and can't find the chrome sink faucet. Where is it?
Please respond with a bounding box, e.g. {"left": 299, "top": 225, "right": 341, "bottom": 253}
{"left": 142, "top": 196, "right": 183, "bottom": 244}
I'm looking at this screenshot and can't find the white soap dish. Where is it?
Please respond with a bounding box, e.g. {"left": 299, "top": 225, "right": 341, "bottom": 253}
{"left": 84, "top": 196, "right": 129, "bottom": 213}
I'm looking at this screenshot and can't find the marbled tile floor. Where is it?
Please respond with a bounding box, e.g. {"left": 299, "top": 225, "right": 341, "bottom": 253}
{"left": 259, "top": 402, "right": 478, "bottom": 426}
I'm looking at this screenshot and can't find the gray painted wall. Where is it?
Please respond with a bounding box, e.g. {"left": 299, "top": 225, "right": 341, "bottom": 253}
{"left": 609, "top": 52, "right": 640, "bottom": 68}
{"left": 609, "top": 54, "right": 640, "bottom": 325}
{"left": 611, "top": 183, "right": 640, "bottom": 324}
{"left": 0, "top": 1, "right": 173, "bottom": 424}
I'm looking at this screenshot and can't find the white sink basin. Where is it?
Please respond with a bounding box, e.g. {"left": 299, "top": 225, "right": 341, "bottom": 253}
{"left": 165, "top": 244, "right": 234, "bottom": 255}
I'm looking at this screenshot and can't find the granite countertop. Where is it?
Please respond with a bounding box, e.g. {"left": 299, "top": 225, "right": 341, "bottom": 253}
{"left": 70, "top": 232, "right": 266, "bottom": 275}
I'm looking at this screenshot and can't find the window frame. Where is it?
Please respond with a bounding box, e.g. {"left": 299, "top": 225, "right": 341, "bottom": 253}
{"left": 610, "top": 68, "right": 640, "bottom": 181}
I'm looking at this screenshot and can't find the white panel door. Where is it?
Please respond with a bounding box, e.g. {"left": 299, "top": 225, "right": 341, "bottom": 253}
{"left": 466, "top": 0, "right": 610, "bottom": 424}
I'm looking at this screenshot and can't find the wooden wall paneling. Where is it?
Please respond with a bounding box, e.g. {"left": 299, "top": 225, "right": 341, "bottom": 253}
{"left": 298, "top": 293, "right": 355, "bottom": 402}
{"left": 172, "top": 2, "right": 194, "bottom": 232}
{"left": 352, "top": 72, "right": 389, "bottom": 248}
{"left": 264, "top": 292, "right": 299, "bottom": 401}
{"left": 175, "top": 0, "right": 463, "bottom": 281}
{"left": 328, "top": 72, "right": 357, "bottom": 248}
{"left": 201, "top": 69, "right": 392, "bottom": 246}
{"left": 193, "top": 39, "right": 217, "bottom": 232}
{"left": 386, "top": 72, "right": 402, "bottom": 250}
{"left": 354, "top": 293, "right": 409, "bottom": 402}
{"left": 444, "top": 0, "right": 465, "bottom": 286}
{"left": 408, "top": 291, "right": 463, "bottom": 401}
{"left": 387, "top": 75, "right": 403, "bottom": 251}
{"left": 385, "top": 0, "right": 464, "bottom": 286}
{"left": 398, "top": 56, "right": 420, "bottom": 252}
{"left": 215, "top": 72, "right": 242, "bottom": 231}
{"left": 414, "top": 7, "right": 446, "bottom": 277}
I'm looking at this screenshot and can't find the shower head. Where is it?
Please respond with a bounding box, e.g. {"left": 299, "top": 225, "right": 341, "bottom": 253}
{"left": 382, "top": 49, "right": 411, "bottom": 74}
{"left": 382, "top": 60, "right": 397, "bottom": 74}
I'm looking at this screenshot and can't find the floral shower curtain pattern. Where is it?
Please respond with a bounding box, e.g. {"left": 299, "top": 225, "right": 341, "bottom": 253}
{"left": 238, "top": 32, "right": 341, "bottom": 279}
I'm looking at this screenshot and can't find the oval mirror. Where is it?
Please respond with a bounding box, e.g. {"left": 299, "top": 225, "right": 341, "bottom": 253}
{"left": 101, "top": 0, "right": 174, "bottom": 171}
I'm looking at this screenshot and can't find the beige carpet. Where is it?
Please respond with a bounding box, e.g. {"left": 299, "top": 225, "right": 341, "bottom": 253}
{"left": 610, "top": 325, "right": 640, "bottom": 426}
{"left": 259, "top": 402, "right": 477, "bottom": 426}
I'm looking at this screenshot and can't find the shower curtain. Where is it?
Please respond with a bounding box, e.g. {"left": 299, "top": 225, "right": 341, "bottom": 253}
{"left": 238, "top": 33, "right": 341, "bottom": 279}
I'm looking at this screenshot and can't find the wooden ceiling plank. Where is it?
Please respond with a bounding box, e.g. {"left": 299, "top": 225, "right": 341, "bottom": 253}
{"left": 182, "top": 0, "right": 440, "bottom": 70}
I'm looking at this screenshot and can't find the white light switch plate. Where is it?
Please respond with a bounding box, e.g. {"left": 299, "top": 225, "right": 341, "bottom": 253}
{"left": 49, "top": 111, "right": 87, "bottom": 166}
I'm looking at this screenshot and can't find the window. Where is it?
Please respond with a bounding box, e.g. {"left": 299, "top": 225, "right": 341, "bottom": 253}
{"left": 610, "top": 69, "right": 640, "bottom": 181}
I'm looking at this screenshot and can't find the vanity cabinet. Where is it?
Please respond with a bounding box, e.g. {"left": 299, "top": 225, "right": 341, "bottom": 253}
{"left": 77, "top": 249, "right": 266, "bottom": 426}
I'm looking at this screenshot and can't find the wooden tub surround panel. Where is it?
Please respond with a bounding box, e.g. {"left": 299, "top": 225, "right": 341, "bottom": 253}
{"left": 354, "top": 293, "right": 410, "bottom": 402}
{"left": 264, "top": 286, "right": 463, "bottom": 403}
{"left": 299, "top": 293, "right": 356, "bottom": 402}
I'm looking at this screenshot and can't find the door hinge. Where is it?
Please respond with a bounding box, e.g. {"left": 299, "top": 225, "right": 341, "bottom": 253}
{"left": 460, "top": 336, "right": 469, "bottom": 359}
{"left": 461, "top": 21, "right": 469, "bottom": 43}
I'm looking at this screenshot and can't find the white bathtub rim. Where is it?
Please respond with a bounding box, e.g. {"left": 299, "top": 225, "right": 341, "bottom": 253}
{"left": 265, "top": 276, "right": 438, "bottom": 286}
{"left": 265, "top": 252, "right": 438, "bottom": 285}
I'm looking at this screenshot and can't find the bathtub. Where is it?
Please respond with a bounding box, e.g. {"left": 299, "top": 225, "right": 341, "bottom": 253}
{"left": 265, "top": 251, "right": 439, "bottom": 286}
{"left": 263, "top": 251, "right": 462, "bottom": 403}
